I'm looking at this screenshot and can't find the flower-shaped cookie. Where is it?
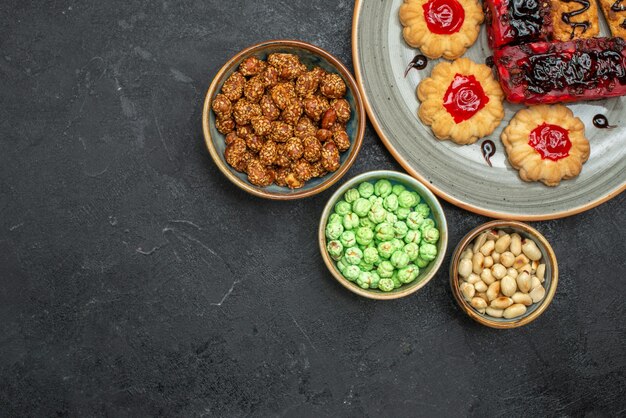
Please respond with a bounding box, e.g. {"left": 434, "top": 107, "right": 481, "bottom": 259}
{"left": 501, "top": 105, "right": 590, "bottom": 187}
{"left": 399, "top": 0, "right": 484, "bottom": 59}
{"left": 417, "top": 58, "right": 504, "bottom": 144}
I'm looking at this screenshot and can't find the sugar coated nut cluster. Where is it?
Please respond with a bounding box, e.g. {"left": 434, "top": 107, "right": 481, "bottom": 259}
{"left": 211, "top": 53, "right": 351, "bottom": 188}
{"left": 457, "top": 229, "right": 547, "bottom": 319}
{"left": 326, "top": 179, "right": 441, "bottom": 292}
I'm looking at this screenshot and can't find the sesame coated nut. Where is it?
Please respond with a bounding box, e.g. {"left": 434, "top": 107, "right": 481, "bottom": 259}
{"left": 331, "top": 99, "right": 351, "bottom": 123}
{"left": 320, "top": 73, "right": 347, "bottom": 99}
{"left": 274, "top": 144, "right": 292, "bottom": 167}
{"left": 296, "top": 71, "right": 321, "bottom": 97}
{"left": 239, "top": 57, "right": 266, "bottom": 77}
{"left": 294, "top": 116, "right": 317, "bottom": 138}
{"left": 225, "top": 138, "right": 250, "bottom": 172}
{"left": 211, "top": 94, "right": 232, "bottom": 120}
{"left": 221, "top": 71, "right": 245, "bottom": 101}
{"left": 259, "top": 140, "right": 278, "bottom": 165}
{"left": 260, "top": 94, "right": 281, "bottom": 121}
{"left": 224, "top": 132, "right": 239, "bottom": 145}
{"left": 232, "top": 99, "right": 261, "bottom": 126}
{"left": 320, "top": 108, "right": 337, "bottom": 130}
{"left": 321, "top": 140, "right": 340, "bottom": 172}
{"left": 281, "top": 99, "right": 303, "bottom": 126}
{"left": 270, "top": 82, "right": 297, "bottom": 110}
{"left": 316, "top": 128, "right": 333, "bottom": 142}
{"left": 293, "top": 159, "right": 314, "bottom": 182}
{"left": 243, "top": 76, "right": 265, "bottom": 103}
{"left": 259, "top": 66, "right": 279, "bottom": 88}
{"left": 236, "top": 125, "right": 254, "bottom": 138}
{"left": 251, "top": 116, "right": 272, "bottom": 136}
{"left": 285, "top": 137, "right": 304, "bottom": 160}
{"left": 303, "top": 95, "right": 330, "bottom": 121}
{"left": 245, "top": 133, "right": 265, "bottom": 153}
{"left": 302, "top": 135, "right": 322, "bottom": 162}
{"left": 274, "top": 167, "right": 290, "bottom": 187}
{"left": 310, "top": 160, "right": 328, "bottom": 178}
{"left": 215, "top": 118, "right": 235, "bottom": 134}
{"left": 268, "top": 121, "right": 293, "bottom": 143}
{"left": 247, "top": 158, "right": 274, "bottom": 186}
{"left": 333, "top": 130, "right": 351, "bottom": 152}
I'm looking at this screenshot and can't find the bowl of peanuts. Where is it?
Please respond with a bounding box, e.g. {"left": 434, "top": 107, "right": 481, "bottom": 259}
{"left": 202, "top": 39, "right": 366, "bottom": 199}
{"left": 450, "top": 220, "right": 558, "bottom": 329}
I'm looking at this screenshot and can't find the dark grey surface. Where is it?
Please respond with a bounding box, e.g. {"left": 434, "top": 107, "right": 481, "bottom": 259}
{"left": 0, "top": 1, "right": 625, "bottom": 416}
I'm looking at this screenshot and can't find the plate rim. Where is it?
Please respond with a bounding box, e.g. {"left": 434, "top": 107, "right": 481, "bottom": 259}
{"left": 351, "top": 0, "right": 626, "bottom": 220}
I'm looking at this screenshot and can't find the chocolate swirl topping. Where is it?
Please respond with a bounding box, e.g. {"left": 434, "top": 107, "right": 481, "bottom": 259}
{"left": 560, "top": 0, "right": 591, "bottom": 38}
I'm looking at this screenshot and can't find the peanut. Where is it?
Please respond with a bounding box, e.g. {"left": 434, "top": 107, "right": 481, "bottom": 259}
{"left": 503, "top": 303, "right": 527, "bottom": 319}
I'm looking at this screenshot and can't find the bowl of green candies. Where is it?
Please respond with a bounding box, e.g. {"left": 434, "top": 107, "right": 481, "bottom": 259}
{"left": 319, "top": 170, "right": 448, "bottom": 299}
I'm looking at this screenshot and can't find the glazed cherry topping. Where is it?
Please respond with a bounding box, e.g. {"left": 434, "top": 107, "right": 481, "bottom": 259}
{"left": 422, "top": 0, "right": 465, "bottom": 35}
{"left": 442, "top": 74, "right": 490, "bottom": 123}
{"left": 528, "top": 123, "right": 571, "bottom": 161}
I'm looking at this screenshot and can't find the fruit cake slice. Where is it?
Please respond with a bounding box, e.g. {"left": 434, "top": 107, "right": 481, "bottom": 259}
{"left": 483, "top": 0, "right": 552, "bottom": 49}
{"left": 493, "top": 37, "right": 626, "bottom": 104}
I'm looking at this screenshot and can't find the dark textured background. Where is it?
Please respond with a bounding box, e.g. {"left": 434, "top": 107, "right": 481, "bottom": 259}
{"left": 1, "top": 0, "right": 625, "bottom": 416}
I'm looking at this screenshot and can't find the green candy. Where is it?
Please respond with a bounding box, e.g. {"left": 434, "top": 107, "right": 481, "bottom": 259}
{"left": 368, "top": 205, "right": 387, "bottom": 224}
{"left": 352, "top": 198, "right": 371, "bottom": 217}
{"left": 363, "top": 247, "right": 381, "bottom": 265}
{"left": 345, "top": 246, "right": 363, "bottom": 265}
{"left": 377, "top": 241, "right": 394, "bottom": 259}
{"left": 415, "top": 203, "right": 431, "bottom": 218}
{"left": 378, "top": 278, "right": 394, "bottom": 292}
{"left": 419, "top": 218, "right": 436, "bottom": 234}
{"left": 391, "top": 272, "right": 402, "bottom": 288}
{"left": 344, "top": 188, "right": 360, "bottom": 204}
{"left": 356, "top": 227, "right": 374, "bottom": 246}
{"left": 375, "top": 223, "right": 394, "bottom": 242}
{"left": 370, "top": 272, "right": 381, "bottom": 289}
{"left": 335, "top": 200, "right": 352, "bottom": 216}
{"left": 336, "top": 258, "right": 348, "bottom": 273}
{"left": 343, "top": 213, "right": 360, "bottom": 230}
{"left": 398, "top": 264, "right": 419, "bottom": 284}
{"left": 374, "top": 179, "right": 393, "bottom": 197}
{"left": 328, "top": 213, "right": 342, "bottom": 225}
{"left": 391, "top": 238, "right": 405, "bottom": 252}
{"left": 392, "top": 184, "right": 406, "bottom": 196}
{"left": 415, "top": 256, "right": 430, "bottom": 268}
{"left": 419, "top": 243, "right": 438, "bottom": 261}
{"left": 396, "top": 207, "right": 411, "bottom": 220}
{"left": 356, "top": 271, "right": 373, "bottom": 289}
{"left": 344, "top": 265, "right": 361, "bottom": 281}
{"left": 390, "top": 250, "right": 410, "bottom": 269}
{"left": 404, "top": 229, "right": 421, "bottom": 244}
{"left": 326, "top": 222, "right": 344, "bottom": 240}
{"left": 383, "top": 194, "right": 399, "bottom": 212}
{"left": 358, "top": 182, "right": 375, "bottom": 198}
{"left": 359, "top": 217, "right": 375, "bottom": 229}
{"left": 327, "top": 240, "right": 344, "bottom": 260}
{"left": 393, "top": 221, "right": 409, "bottom": 239}
{"left": 340, "top": 230, "right": 356, "bottom": 248}
{"left": 422, "top": 227, "right": 440, "bottom": 244}
{"left": 385, "top": 212, "right": 398, "bottom": 225}
{"left": 377, "top": 260, "right": 394, "bottom": 278}
{"left": 406, "top": 212, "right": 425, "bottom": 230}
{"left": 358, "top": 261, "right": 374, "bottom": 272}
{"left": 411, "top": 192, "right": 421, "bottom": 205}
{"left": 403, "top": 242, "right": 420, "bottom": 261}
{"left": 398, "top": 190, "right": 417, "bottom": 208}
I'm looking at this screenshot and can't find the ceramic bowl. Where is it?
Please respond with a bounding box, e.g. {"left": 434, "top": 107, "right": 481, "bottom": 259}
{"left": 449, "top": 220, "right": 558, "bottom": 328}
{"left": 319, "top": 170, "right": 448, "bottom": 300}
{"left": 202, "top": 39, "right": 366, "bottom": 200}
